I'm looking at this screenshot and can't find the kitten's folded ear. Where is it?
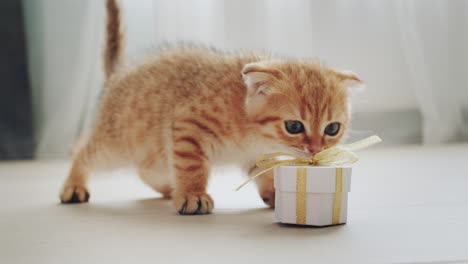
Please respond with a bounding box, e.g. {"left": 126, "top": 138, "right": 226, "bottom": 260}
{"left": 332, "top": 69, "right": 364, "bottom": 89}
{"left": 241, "top": 61, "right": 283, "bottom": 97}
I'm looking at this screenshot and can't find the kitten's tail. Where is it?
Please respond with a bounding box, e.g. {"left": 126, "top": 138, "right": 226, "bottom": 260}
{"left": 104, "top": 0, "right": 124, "bottom": 80}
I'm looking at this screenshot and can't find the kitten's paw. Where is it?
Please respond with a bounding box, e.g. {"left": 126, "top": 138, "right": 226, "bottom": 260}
{"left": 60, "top": 184, "right": 90, "bottom": 203}
{"left": 156, "top": 185, "right": 173, "bottom": 199}
{"left": 174, "top": 192, "right": 214, "bottom": 215}
{"left": 260, "top": 189, "right": 275, "bottom": 208}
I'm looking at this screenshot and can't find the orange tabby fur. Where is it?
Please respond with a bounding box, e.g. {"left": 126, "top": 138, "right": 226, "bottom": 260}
{"left": 59, "top": 0, "right": 362, "bottom": 214}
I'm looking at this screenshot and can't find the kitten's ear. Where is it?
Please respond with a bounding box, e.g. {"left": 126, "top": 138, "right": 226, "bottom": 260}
{"left": 333, "top": 69, "right": 364, "bottom": 89}
{"left": 241, "top": 62, "right": 282, "bottom": 97}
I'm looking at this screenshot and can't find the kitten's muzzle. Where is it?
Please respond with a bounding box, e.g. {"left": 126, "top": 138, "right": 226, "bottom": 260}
{"left": 306, "top": 145, "right": 322, "bottom": 156}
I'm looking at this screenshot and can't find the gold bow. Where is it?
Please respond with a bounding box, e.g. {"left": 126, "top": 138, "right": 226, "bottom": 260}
{"left": 235, "top": 135, "right": 382, "bottom": 191}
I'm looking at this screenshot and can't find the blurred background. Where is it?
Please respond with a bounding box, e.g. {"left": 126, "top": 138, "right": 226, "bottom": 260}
{"left": 2, "top": 0, "right": 468, "bottom": 160}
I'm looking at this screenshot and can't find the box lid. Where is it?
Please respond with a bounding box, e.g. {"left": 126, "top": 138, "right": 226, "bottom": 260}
{"left": 274, "top": 166, "right": 351, "bottom": 193}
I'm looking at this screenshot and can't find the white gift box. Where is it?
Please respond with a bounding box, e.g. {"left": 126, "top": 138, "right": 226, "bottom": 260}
{"left": 274, "top": 166, "right": 352, "bottom": 226}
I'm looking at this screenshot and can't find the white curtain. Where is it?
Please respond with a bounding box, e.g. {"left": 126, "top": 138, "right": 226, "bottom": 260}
{"left": 23, "top": 0, "right": 104, "bottom": 158}
{"left": 395, "top": 0, "right": 468, "bottom": 143}
{"left": 23, "top": 0, "right": 468, "bottom": 158}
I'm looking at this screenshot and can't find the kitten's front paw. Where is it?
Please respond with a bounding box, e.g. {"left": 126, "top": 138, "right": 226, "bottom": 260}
{"left": 173, "top": 192, "right": 214, "bottom": 215}
{"left": 60, "top": 184, "right": 90, "bottom": 203}
{"left": 260, "top": 189, "right": 275, "bottom": 208}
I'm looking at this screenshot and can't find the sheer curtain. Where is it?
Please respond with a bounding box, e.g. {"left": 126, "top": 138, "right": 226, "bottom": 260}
{"left": 24, "top": 0, "right": 468, "bottom": 158}
{"left": 395, "top": 0, "right": 468, "bottom": 143}
{"left": 23, "top": 0, "right": 104, "bottom": 158}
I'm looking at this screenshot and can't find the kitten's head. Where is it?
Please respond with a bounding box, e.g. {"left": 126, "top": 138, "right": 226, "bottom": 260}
{"left": 242, "top": 60, "right": 362, "bottom": 157}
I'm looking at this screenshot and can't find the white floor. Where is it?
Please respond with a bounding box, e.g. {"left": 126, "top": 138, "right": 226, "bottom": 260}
{"left": 1, "top": 144, "right": 468, "bottom": 264}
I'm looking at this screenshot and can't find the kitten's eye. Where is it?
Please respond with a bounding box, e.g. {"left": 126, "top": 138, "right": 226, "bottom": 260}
{"left": 285, "top": 120, "right": 305, "bottom": 134}
{"left": 324, "top": 122, "right": 341, "bottom": 136}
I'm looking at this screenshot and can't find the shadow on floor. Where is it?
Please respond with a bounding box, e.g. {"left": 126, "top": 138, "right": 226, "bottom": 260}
{"left": 55, "top": 197, "right": 346, "bottom": 237}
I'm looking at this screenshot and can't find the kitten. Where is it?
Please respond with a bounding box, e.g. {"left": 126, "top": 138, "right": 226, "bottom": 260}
{"left": 59, "top": 0, "right": 362, "bottom": 214}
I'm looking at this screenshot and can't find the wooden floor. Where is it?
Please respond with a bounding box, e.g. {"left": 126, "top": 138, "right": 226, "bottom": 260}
{"left": 1, "top": 144, "right": 468, "bottom": 264}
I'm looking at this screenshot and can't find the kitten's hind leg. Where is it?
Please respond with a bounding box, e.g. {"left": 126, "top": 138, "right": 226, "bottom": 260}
{"left": 60, "top": 164, "right": 90, "bottom": 203}
{"left": 59, "top": 140, "right": 100, "bottom": 203}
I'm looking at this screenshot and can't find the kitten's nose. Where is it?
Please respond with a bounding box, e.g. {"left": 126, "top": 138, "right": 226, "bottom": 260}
{"left": 307, "top": 145, "right": 321, "bottom": 156}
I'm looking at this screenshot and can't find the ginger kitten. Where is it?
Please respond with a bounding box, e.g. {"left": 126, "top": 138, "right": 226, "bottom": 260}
{"left": 59, "top": 0, "right": 362, "bottom": 214}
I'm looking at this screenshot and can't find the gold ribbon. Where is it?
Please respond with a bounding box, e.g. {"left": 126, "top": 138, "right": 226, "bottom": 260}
{"left": 332, "top": 168, "right": 343, "bottom": 225}
{"left": 296, "top": 167, "right": 307, "bottom": 225}
{"left": 235, "top": 135, "right": 382, "bottom": 191}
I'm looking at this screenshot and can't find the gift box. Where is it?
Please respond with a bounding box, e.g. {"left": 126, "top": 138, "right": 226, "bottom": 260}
{"left": 235, "top": 136, "right": 381, "bottom": 227}
{"left": 274, "top": 166, "right": 352, "bottom": 226}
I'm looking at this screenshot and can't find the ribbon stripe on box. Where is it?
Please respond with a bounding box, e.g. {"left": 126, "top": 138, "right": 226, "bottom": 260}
{"left": 332, "top": 168, "right": 343, "bottom": 225}
{"left": 295, "top": 167, "right": 307, "bottom": 225}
